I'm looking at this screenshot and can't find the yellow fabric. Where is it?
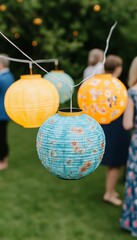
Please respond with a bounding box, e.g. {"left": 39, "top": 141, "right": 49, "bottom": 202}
{"left": 4, "top": 74, "right": 59, "bottom": 128}
{"left": 58, "top": 109, "right": 83, "bottom": 117}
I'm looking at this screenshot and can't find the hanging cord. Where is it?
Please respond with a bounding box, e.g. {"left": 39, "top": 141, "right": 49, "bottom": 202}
{"left": 74, "top": 21, "right": 118, "bottom": 87}
{"left": 0, "top": 31, "right": 61, "bottom": 81}
{"left": 0, "top": 22, "right": 117, "bottom": 86}
{"left": 0, "top": 55, "right": 58, "bottom": 64}
{"left": 0, "top": 55, "right": 59, "bottom": 75}
{"left": 0, "top": 22, "right": 117, "bottom": 112}
{"left": 29, "top": 62, "right": 33, "bottom": 74}
{"left": 54, "top": 59, "right": 59, "bottom": 70}
{"left": 69, "top": 21, "right": 117, "bottom": 111}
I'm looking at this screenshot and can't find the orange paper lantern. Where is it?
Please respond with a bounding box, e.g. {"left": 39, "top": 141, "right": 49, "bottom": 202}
{"left": 77, "top": 74, "right": 128, "bottom": 124}
{"left": 4, "top": 74, "right": 59, "bottom": 128}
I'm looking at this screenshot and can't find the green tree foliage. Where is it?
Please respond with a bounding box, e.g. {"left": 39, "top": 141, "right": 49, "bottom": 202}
{"left": 0, "top": 0, "right": 137, "bottom": 81}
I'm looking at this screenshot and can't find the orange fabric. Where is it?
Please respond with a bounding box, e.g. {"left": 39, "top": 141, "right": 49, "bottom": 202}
{"left": 78, "top": 74, "right": 127, "bottom": 124}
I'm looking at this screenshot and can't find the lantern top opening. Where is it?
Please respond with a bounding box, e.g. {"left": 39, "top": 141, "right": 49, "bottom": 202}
{"left": 58, "top": 108, "right": 83, "bottom": 117}
{"left": 20, "top": 74, "right": 42, "bottom": 79}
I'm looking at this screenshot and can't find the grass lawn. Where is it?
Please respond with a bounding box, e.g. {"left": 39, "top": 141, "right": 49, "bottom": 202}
{"left": 0, "top": 121, "right": 133, "bottom": 240}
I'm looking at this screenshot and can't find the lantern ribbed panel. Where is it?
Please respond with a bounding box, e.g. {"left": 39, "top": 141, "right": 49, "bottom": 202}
{"left": 78, "top": 74, "right": 128, "bottom": 124}
{"left": 44, "top": 70, "right": 74, "bottom": 104}
{"left": 4, "top": 74, "right": 59, "bottom": 128}
{"left": 36, "top": 111, "right": 105, "bottom": 180}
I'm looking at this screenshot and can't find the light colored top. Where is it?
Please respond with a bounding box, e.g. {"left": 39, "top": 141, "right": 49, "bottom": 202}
{"left": 83, "top": 62, "right": 104, "bottom": 79}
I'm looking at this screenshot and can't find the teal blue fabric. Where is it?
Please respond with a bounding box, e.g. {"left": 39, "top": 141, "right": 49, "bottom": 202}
{"left": 36, "top": 113, "right": 106, "bottom": 180}
{"left": 43, "top": 72, "right": 74, "bottom": 104}
{"left": 0, "top": 71, "right": 14, "bottom": 120}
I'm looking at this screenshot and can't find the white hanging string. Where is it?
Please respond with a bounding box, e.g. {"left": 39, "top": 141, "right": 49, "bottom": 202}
{"left": 0, "top": 54, "right": 59, "bottom": 74}
{"left": 74, "top": 21, "right": 118, "bottom": 87}
{"left": 0, "top": 22, "right": 117, "bottom": 112}
{"left": 70, "top": 22, "right": 117, "bottom": 110}
{"left": 0, "top": 55, "right": 58, "bottom": 64}
{"left": 0, "top": 31, "right": 61, "bottom": 79}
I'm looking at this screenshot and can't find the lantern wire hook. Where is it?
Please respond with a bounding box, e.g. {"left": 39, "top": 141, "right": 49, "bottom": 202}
{"left": 29, "top": 62, "right": 33, "bottom": 75}
{"left": 55, "top": 60, "right": 59, "bottom": 70}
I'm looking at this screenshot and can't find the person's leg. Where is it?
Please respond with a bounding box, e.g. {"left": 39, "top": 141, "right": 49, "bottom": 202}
{"left": 0, "top": 121, "right": 9, "bottom": 170}
{"left": 106, "top": 167, "right": 119, "bottom": 197}
{"left": 103, "top": 167, "right": 122, "bottom": 206}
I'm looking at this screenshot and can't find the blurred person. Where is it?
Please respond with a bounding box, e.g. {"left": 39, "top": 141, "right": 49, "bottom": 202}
{"left": 83, "top": 48, "right": 104, "bottom": 79}
{"left": 120, "top": 56, "right": 137, "bottom": 237}
{"left": 101, "top": 55, "right": 131, "bottom": 206}
{"left": 0, "top": 54, "right": 15, "bottom": 170}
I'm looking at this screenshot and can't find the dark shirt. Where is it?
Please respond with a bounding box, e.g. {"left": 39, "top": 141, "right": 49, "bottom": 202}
{"left": 0, "top": 69, "right": 14, "bottom": 120}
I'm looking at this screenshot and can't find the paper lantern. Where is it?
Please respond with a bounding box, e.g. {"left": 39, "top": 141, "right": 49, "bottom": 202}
{"left": 36, "top": 108, "right": 105, "bottom": 180}
{"left": 4, "top": 74, "right": 59, "bottom": 128}
{"left": 77, "top": 74, "right": 128, "bottom": 124}
{"left": 44, "top": 70, "right": 75, "bottom": 104}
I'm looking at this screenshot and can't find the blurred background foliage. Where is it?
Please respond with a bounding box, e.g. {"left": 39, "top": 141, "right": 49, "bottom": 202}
{"left": 0, "top": 0, "right": 137, "bottom": 84}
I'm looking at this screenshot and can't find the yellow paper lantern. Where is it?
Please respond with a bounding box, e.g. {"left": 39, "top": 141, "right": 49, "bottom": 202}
{"left": 77, "top": 74, "right": 128, "bottom": 124}
{"left": 4, "top": 74, "right": 59, "bottom": 128}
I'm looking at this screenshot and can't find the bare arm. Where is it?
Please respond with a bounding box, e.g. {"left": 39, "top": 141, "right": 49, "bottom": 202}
{"left": 123, "top": 96, "right": 134, "bottom": 130}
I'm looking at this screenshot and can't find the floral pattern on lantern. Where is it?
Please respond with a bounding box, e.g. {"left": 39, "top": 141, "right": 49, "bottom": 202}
{"left": 44, "top": 70, "right": 74, "bottom": 104}
{"left": 36, "top": 108, "right": 105, "bottom": 180}
{"left": 77, "top": 74, "right": 128, "bottom": 124}
{"left": 4, "top": 74, "right": 59, "bottom": 128}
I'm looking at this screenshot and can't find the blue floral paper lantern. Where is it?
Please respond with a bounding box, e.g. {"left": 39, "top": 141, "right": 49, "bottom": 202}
{"left": 36, "top": 108, "right": 105, "bottom": 180}
{"left": 43, "top": 70, "right": 75, "bottom": 104}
